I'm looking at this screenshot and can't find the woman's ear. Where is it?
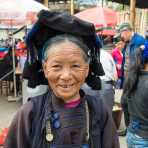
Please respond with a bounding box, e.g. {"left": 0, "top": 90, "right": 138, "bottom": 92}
{"left": 43, "top": 62, "right": 48, "bottom": 79}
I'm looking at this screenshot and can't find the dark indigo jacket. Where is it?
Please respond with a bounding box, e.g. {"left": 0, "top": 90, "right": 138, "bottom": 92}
{"left": 4, "top": 91, "right": 119, "bottom": 148}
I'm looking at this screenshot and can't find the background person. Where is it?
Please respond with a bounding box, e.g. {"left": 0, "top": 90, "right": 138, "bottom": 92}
{"left": 121, "top": 42, "right": 148, "bottom": 147}
{"left": 83, "top": 48, "right": 118, "bottom": 113}
{"left": 112, "top": 40, "right": 125, "bottom": 89}
{"left": 118, "top": 22, "right": 145, "bottom": 128}
{"left": 99, "top": 49, "right": 118, "bottom": 112}
{"left": 119, "top": 22, "right": 145, "bottom": 78}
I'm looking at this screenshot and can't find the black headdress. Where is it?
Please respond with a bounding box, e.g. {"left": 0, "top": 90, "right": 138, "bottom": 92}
{"left": 23, "top": 10, "right": 104, "bottom": 90}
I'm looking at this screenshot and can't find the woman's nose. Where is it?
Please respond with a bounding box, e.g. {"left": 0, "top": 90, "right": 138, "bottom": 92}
{"left": 60, "top": 68, "right": 72, "bottom": 80}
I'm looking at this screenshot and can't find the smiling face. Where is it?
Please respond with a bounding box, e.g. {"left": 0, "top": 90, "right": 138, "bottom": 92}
{"left": 43, "top": 40, "right": 89, "bottom": 102}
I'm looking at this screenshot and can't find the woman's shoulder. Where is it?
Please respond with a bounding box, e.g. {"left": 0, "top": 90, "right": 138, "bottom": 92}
{"left": 15, "top": 92, "right": 50, "bottom": 119}
{"left": 28, "top": 91, "right": 50, "bottom": 105}
{"left": 86, "top": 95, "right": 103, "bottom": 106}
{"left": 16, "top": 100, "right": 34, "bottom": 119}
{"left": 85, "top": 95, "right": 108, "bottom": 117}
{"left": 139, "top": 72, "right": 148, "bottom": 86}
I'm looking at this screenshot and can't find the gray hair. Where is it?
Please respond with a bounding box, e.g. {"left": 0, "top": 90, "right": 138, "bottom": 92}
{"left": 42, "top": 34, "right": 89, "bottom": 63}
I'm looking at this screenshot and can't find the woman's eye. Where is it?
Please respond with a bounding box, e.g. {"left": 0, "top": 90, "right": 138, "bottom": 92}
{"left": 52, "top": 65, "right": 62, "bottom": 68}
{"left": 72, "top": 64, "right": 81, "bottom": 68}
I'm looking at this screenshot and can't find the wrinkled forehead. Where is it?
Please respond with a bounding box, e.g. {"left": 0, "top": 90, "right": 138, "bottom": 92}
{"left": 47, "top": 41, "right": 82, "bottom": 55}
{"left": 44, "top": 40, "right": 88, "bottom": 62}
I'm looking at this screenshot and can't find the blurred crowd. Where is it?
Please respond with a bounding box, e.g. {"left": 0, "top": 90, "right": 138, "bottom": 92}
{"left": 0, "top": 37, "right": 27, "bottom": 95}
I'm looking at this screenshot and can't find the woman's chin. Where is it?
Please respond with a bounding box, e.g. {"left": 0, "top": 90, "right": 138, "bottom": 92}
{"left": 55, "top": 92, "right": 79, "bottom": 102}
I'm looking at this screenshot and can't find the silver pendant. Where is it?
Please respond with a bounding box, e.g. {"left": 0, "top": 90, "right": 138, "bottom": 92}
{"left": 46, "top": 133, "right": 53, "bottom": 142}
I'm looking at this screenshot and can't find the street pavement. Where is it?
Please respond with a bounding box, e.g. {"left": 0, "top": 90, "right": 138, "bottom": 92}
{"left": 0, "top": 95, "right": 127, "bottom": 148}
{"left": 0, "top": 96, "right": 21, "bottom": 128}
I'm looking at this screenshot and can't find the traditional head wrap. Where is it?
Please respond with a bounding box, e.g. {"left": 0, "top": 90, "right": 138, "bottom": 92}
{"left": 24, "top": 10, "right": 104, "bottom": 89}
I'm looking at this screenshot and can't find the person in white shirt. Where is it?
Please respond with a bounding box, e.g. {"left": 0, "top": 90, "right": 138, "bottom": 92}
{"left": 82, "top": 49, "right": 117, "bottom": 112}
{"left": 99, "top": 49, "right": 117, "bottom": 111}
{"left": 100, "top": 49, "right": 118, "bottom": 82}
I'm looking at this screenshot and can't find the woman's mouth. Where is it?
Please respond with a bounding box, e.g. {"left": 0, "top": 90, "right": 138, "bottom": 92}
{"left": 57, "top": 83, "right": 77, "bottom": 91}
{"left": 59, "top": 84, "right": 74, "bottom": 88}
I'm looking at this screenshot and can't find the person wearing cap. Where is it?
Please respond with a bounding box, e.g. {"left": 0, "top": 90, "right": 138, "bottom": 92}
{"left": 4, "top": 10, "right": 119, "bottom": 148}
{"left": 118, "top": 22, "right": 145, "bottom": 78}
{"left": 121, "top": 42, "right": 148, "bottom": 147}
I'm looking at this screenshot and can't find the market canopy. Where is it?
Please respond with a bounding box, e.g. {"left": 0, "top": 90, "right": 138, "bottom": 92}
{"left": 75, "top": 7, "right": 118, "bottom": 28}
{"left": 0, "top": 0, "right": 48, "bottom": 27}
{"left": 108, "top": 0, "right": 148, "bottom": 9}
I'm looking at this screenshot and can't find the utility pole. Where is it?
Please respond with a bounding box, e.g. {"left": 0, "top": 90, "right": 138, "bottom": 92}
{"left": 43, "top": 0, "right": 48, "bottom": 8}
{"left": 102, "top": 0, "right": 104, "bottom": 7}
{"left": 130, "top": 0, "right": 136, "bottom": 30}
{"left": 71, "top": 0, "right": 74, "bottom": 15}
{"left": 106, "top": 0, "right": 108, "bottom": 6}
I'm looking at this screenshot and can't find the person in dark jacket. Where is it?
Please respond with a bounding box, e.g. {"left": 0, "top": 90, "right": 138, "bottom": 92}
{"left": 121, "top": 42, "right": 148, "bottom": 147}
{"left": 118, "top": 23, "right": 145, "bottom": 128}
{"left": 4, "top": 11, "right": 119, "bottom": 148}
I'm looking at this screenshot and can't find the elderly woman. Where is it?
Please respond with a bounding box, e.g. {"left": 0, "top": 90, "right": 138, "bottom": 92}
{"left": 4, "top": 11, "right": 119, "bottom": 148}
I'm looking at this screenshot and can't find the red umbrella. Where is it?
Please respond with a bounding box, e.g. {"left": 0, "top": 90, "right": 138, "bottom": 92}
{"left": 75, "top": 6, "right": 118, "bottom": 28}
{"left": 97, "top": 29, "right": 116, "bottom": 36}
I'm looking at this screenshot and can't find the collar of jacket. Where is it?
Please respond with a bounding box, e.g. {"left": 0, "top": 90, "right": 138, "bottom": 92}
{"left": 41, "top": 89, "right": 86, "bottom": 133}
{"left": 41, "top": 91, "right": 52, "bottom": 133}
{"left": 130, "top": 33, "right": 145, "bottom": 47}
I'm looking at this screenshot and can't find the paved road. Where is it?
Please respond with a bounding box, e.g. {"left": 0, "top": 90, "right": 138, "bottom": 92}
{"left": 0, "top": 96, "right": 21, "bottom": 128}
